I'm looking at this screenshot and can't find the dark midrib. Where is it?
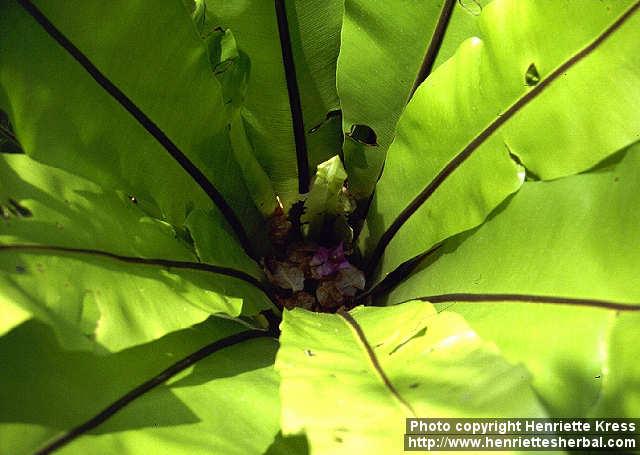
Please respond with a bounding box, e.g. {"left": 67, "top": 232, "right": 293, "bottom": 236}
{"left": 357, "top": 244, "right": 442, "bottom": 302}
{"left": 16, "top": 0, "right": 255, "bottom": 258}
{"left": 337, "top": 308, "right": 416, "bottom": 416}
{"left": 365, "top": 0, "right": 640, "bottom": 277}
{"left": 35, "top": 330, "right": 272, "bottom": 455}
{"left": 274, "top": 0, "right": 310, "bottom": 194}
{"left": 0, "top": 244, "right": 276, "bottom": 305}
{"left": 0, "top": 122, "right": 21, "bottom": 149}
{"left": 414, "top": 293, "right": 640, "bottom": 312}
{"left": 410, "top": 0, "right": 457, "bottom": 97}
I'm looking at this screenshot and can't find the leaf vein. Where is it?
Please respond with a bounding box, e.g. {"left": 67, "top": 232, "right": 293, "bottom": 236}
{"left": 0, "top": 243, "right": 278, "bottom": 307}
{"left": 366, "top": 0, "right": 640, "bottom": 277}
{"left": 34, "top": 330, "right": 273, "bottom": 454}
{"left": 15, "top": 0, "right": 255, "bottom": 258}
{"left": 337, "top": 307, "right": 416, "bottom": 417}
{"left": 413, "top": 293, "right": 640, "bottom": 312}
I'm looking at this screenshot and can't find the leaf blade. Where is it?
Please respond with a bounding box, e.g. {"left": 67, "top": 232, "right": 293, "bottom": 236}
{"left": 0, "top": 318, "right": 280, "bottom": 455}
{"left": 385, "top": 147, "right": 640, "bottom": 417}
{"left": 0, "top": 154, "right": 272, "bottom": 351}
{"left": 337, "top": 0, "right": 452, "bottom": 197}
{"left": 0, "top": 0, "right": 264, "bottom": 251}
{"left": 276, "top": 302, "right": 546, "bottom": 454}
{"left": 202, "top": 0, "right": 344, "bottom": 205}
{"left": 362, "top": 0, "right": 640, "bottom": 283}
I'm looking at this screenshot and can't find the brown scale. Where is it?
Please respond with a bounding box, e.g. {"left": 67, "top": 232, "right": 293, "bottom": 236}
{"left": 263, "top": 203, "right": 365, "bottom": 313}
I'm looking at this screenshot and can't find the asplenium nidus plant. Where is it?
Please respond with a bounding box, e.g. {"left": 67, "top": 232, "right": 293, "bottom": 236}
{"left": 1, "top": 0, "right": 639, "bottom": 453}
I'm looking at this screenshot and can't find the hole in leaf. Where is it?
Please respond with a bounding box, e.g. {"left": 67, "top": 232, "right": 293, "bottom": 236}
{"left": 508, "top": 151, "right": 523, "bottom": 166}
{"left": 506, "top": 145, "right": 540, "bottom": 181}
{"left": 308, "top": 109, "right": 342, "bottom": 133}
{"left": 304, "top": 349, "right": 315, "bottom": 357}
{"left": 128, "top": 195, "right": 138, "bottom": 204}
{"left": 525, "top": 62, "right": 540, "bottom": 86}
{"left": 0, "top": 109, "right": 23, "bottom": 154}
{"left": 347, "top": 124, "right": 378, "bottom": 146}
{"left": 7, "top": 199, "right": 32, "bottom": 217}
{"left": 15, "top": 265, "right": 26, "bottom": 273}
{"left": 458, "top": 0, "right": 482, "bottom": 16}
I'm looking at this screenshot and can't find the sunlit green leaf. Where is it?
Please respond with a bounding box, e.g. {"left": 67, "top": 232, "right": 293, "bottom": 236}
{"left": 362, "top": 0, "right": 640, "bottom": 284}
{"left": 386, "top": 147, "right": 640, "bottom": 416}
{"left": 277, "top": 302, "right": 546, "bottom": 454}
{"left": 201, "top": 0, "right": 343, "bottom": 205}
{"left": 1, "top": 0, "right": 639, "bottom": 453}
{"left": 301, "top": 155, "right": 349, "bottom": 239}
{"left": 0, "top": 317, "right": 280, "bottom": 455}
{"left": 0, "top": 0, "right": 265, "bottom": 245}
{"left": 590, "top": 312, "right": 640, "bottom": 418}
{"left": 337, "top": 0, "right": 452, "bottom": 197}
{"left": 0, "top": 154, "right": 271, "bottom": 351}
